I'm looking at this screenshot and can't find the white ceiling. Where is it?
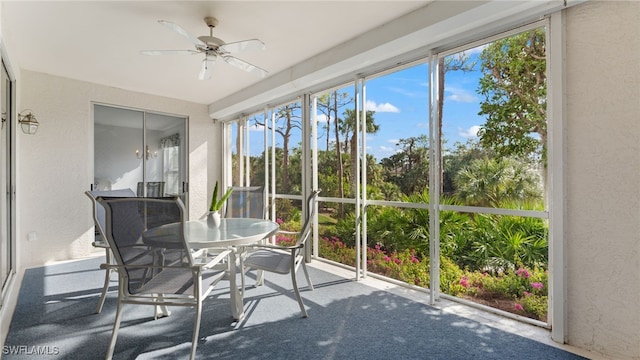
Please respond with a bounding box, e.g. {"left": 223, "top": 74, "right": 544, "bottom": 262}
{"left": 2, "top": 1, "right": 431, "bottom": 105}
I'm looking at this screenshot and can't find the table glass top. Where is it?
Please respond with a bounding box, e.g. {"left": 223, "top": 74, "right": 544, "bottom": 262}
{"left": 144, "top": 217, "right": 279, "bottom": 248}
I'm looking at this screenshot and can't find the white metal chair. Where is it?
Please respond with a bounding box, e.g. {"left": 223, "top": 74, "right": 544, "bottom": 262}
{"left": 85, "top": 188, "right": 136, "bottom": 314}
{"left": 243, "top": 190, "right": 320, "bottom": 318}
{"left": 98, "top": 196, "right": 231, "bottom": 360}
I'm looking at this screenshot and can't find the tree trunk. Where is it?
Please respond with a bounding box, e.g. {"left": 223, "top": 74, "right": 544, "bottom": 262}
{"left": 326, "top": 117, "right": 330, "bottom": 152}
{"left": 282, "top": 110, "right": 291, "bottom": 193}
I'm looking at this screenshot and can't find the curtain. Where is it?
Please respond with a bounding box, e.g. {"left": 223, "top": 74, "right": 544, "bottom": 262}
{"left": 160, "top": 134, "right": 180, "bottom": 195}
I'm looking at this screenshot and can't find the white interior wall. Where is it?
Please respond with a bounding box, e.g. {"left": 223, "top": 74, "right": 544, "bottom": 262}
{"left": 18, "top": 70, "right": 217, "bottom": 268}
{"left": 565, "top": 1, "right": 640, "bottom": 359}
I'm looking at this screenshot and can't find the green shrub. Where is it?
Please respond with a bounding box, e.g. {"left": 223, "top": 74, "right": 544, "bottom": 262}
{"left": 465, "top": 212, "right": 548, "bottom": 273}
{"left": 366, "top": 247, "right": 429, "bottom": 286}
{"left": 518, "top": 294, "right": 547, "bottom": 320}
{"left": 333, "top": 213, "right": 358, "bottom": 248}
{"left": 318, "top": 231, "right": 548, "bottom": 321}
{"left": 274, "top": 215, "right": 301, "bottom": 247}
{"left": 439, "top": 256, "right": 465, "bottom": 294}
{"left": 454, "top": 266, "right": 548, "bottom": 320}
{"left": 275, "top": 198, "right": 299, "bottom": 223}
{"left": 318, "top": 236, "right": 356, "bottom": 266}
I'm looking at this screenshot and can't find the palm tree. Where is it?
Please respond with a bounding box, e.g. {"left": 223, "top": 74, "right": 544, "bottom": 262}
{"left": 341, "top": 108, "right": 379, "bottom": 196}
{"left": 454, "top": 157, "right": 542, "bottom": 207}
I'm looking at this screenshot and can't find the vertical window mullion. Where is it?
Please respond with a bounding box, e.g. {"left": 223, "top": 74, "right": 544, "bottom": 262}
{"left": 222, "top": 121, "right": 232, "bottom": 189}
{"left": 429, "top": 53, "right": 441, "bottom": 305}
{"left": 270, "top": 110, "right": 276, "bottom": 228}
{"left": 301, "top": 94, "right": 312, "bottom": 260}
{"left": 359, "top": 78, "right": 366, "bottom": 279}
{"left": 548, "top": 13, "right": 566, "bottom": 342}
{"left": 237, "top": 118, "right": 245, "bottom": 187}
{"left": 141, "top": 112, "right": 147, "bottom": 196}
{"left": 263, "top": 108, "right": 270, "bottom": 220}
{"left": 244, "top": 116, "right": 251, "bottom": 186}
{"left": 311, "top": 97, "right": 319, "bottom": 258}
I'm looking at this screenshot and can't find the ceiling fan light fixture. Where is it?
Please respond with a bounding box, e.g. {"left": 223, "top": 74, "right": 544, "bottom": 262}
{"left": 199, "top": 55, "right": 216, "bottom": 80}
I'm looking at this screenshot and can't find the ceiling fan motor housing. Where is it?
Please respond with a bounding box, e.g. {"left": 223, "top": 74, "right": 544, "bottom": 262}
{"left": 198, "top": 36, "right": 225, "bottom": 48}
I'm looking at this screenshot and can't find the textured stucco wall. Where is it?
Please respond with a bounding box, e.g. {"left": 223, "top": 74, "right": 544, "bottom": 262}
{"left": 18, "top": 71, "right": 218, "bottom": 268}
{"left": 565, "top": 1, "right": 640, "bottom": 359}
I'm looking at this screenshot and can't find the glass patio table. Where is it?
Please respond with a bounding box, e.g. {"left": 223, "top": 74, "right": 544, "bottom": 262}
{"left": 143, "top": 217, "right": 279, "bottom": 320}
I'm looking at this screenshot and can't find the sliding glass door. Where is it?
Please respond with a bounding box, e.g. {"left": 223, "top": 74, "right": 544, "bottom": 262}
{"left": 0, "top": 58, "right": 15, "bottom": 307}
{"left": 93, "top": 104, "right": 188, "bottom": 206}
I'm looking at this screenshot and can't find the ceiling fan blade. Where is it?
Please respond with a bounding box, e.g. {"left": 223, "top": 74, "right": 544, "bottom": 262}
{"left": 219, "top": 39, "right": 265, "bottom": 53}
{"left": 158, "top": 20, "right": 206, "bottom": 48}
{"left": 199, "top": 56, "right": 216, "bottom": 80}
{"left": 141, "top": 50, "right": 199, "bottom": 56}
{"left": 222, "top": 55, "right": 268, "bottom": 77}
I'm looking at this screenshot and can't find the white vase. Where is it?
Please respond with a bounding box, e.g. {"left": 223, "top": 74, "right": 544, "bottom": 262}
{"left": 208, "top": 211, "right": 221, "bottom": 228}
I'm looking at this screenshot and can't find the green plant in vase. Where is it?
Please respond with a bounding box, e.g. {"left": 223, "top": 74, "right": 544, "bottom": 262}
{"left": 209, "top": 181, "right": 233, "bottom": 227}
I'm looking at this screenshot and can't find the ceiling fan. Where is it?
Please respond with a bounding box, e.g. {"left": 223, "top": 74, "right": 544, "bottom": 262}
{"left": 141, "top": 16, "right": 267, "bottom": 80}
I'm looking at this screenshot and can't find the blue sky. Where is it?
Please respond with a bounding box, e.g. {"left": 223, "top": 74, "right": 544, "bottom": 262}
{"left": 244, "top": 47, "right": 488, "bottom": 162}
{"left": 363, "top": 49, "right": 485, "bottom": 161}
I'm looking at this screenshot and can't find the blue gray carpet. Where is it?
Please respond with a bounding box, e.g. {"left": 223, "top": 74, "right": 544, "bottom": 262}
{"left": 4, "top": 257, "right": 587, "bottom": 359}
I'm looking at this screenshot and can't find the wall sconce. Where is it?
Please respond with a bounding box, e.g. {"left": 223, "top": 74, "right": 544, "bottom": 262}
{"left": 18, "top": 110, "right": 39, "bottom": 135}
{"left": 136, "top": 145, "right": 158, "bottom": 160}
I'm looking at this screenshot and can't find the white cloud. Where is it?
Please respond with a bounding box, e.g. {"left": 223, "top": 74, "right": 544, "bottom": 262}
{"left": 315, "top": 113, "right": 329, "bottom": 123}
{"left": 248, "top": 123, "right": 265, "bottom": 132}
{"left": 366, "top": 100, "right": 400, "bottom": 113}
{"left": 377, "top": 145, "right": 401, "bottom": 157}
{"left": 458, "top": 125, "right": 481, "bottom": 138}
{"left": 445, "top": 86, "right": 478, "bottom": 103}
{"left": 389, "top": 86, "right": 427, "bottom": 99}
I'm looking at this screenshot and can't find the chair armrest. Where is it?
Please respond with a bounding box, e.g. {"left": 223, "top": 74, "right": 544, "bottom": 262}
{"left": 99, "top": 263, "right": 119, "bottom": 270}
{"left": 199, "top": 249, "right": 233, "bottom": 270}
{"left": 102, "top": 250, "right": 231, "bottom": 271}
{"left": 276, "top": 230, "right": 299, "bottom": 236}
{"left": 92, "top": 241, "right": 110, "bottom": 249}
{"left": 191, "top": 248, "right": 206, "bottom": 259}
{"left": 248, "top": 243, "right": 303, "bottom": 250}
